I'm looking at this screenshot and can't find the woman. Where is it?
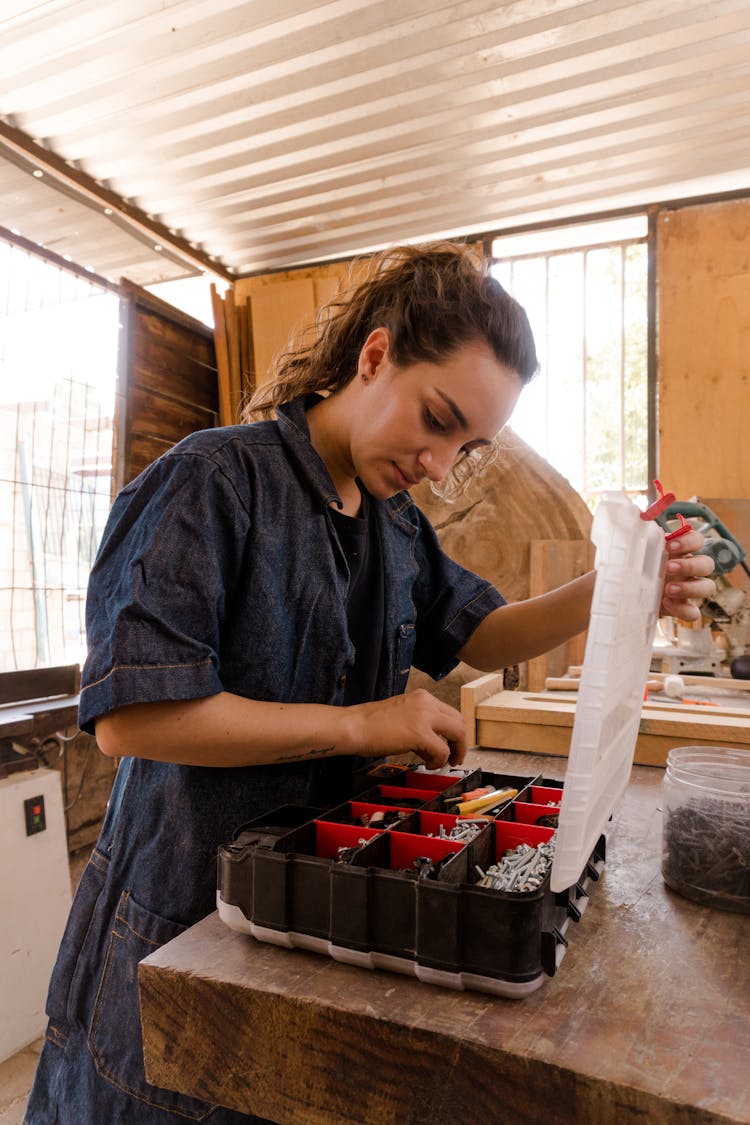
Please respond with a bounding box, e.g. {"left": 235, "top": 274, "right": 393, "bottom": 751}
{"left": 25, "top": 244, "right": 714, "bottom": 1124}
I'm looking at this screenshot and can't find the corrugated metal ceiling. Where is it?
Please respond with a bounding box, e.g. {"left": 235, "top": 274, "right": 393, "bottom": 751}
{"left": 2, "top": 0, "right": 750, "bottom": 286}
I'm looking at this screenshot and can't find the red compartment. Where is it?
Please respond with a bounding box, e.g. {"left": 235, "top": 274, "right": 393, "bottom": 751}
{"left": 312, "top": 821, "right": 380, "bottom": 859}
{"left": 493, "top": 819, "right": 555, "bottom": 860}
{"left": 512, "top": 802, "right": 561, "bottom": 827}
{"left": 345, "top": 801, "right": 412, "bottom": 824}
{"left": 412, "top": 810, "right": 460, "bottom": 836}
{"left": 386, "top": 832, "right": 464, "bottom": 871}
{"left": 529, "top": 785, "right": 563, "bottom": 806}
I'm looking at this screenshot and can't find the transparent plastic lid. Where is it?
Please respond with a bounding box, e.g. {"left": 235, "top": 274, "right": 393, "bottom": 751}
{"left": 550, "top": 491, "right": 666, "bottom": 893}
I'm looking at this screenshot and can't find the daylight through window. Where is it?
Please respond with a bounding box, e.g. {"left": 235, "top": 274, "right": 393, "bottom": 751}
{"left": 492, "top": 216, "right": 650, "bottom": 509}
{"left": 0, "top": 240, "right": 120, "bottom": 673}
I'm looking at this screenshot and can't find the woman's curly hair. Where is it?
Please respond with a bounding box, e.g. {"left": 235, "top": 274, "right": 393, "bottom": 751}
{"left": 244, "top": 242, "right": 538, "bottom": 499}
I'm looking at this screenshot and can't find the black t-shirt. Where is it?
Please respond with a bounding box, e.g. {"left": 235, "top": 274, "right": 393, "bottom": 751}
{"left": 328, "top": 482, "right": 385, "bottom": 705}
{"left": 309, "top": 483, "right": 385, "bottom": 806}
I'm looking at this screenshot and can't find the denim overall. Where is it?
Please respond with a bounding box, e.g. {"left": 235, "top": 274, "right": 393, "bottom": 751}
{"left": 25, "top": 397, "right": 504, "bottom": 1123}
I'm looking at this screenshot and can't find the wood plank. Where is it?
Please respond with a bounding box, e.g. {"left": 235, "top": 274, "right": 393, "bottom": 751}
{"left": 224, "top": 288, "right": 242, "bottom": 424}
{"left": 658, "top": 202, "right": 750, "bottom": 499}
{"left": 249, "top": 278, "right": 316, "bottom": 386}
{"left": 476, "top": 717, "right": 572, "bottom": 756}
{"left": 210, "top": 284, "right": 233, "bottom": 427}
{"left": 132, "top": 342, "right": 218, "bottom": 410}
{"left": 125, "top": 432, "right": 175, "bottom": 480}
{"left": 132, "top": 305, "right": 215, "bottom": 362}
{"left": 313, "top": 275, "right": 341, "bottom": 307}
{"left": 242, "top": 300, "right": 256, "bottom": 402}
{"left": 564, "top": 668, "right": 750, "bottom": 693}
{"left": 0, "top": 665, "right": 79, "bottom": 706}
{"left": 475, "top": 691, "right": 750, "bottom": 737}
{"left": 128, "top": 385, "right": 215, "bottom": 443}
{"left": 470, "top": 687, "right": 750, "bottom": 765}
{"left": 546, "top": 676, "right": 665, "bottom": 692}
{"left": 474, "top": 718, "right": 748, "bottom": 766}
{"left": 459, "top": 672, "right": 503, "bottom": 746}
{"left": 528, "top": 691, "right": 750, "bottom": 718}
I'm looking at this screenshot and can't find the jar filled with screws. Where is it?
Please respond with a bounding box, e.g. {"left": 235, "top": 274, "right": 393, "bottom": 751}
{"left": 661, "top": 746, "right": 750, "bottom": 914}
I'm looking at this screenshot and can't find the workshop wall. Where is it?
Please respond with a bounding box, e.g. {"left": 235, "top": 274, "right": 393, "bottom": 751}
{"left": 658, "top": 198, "right": 750, "bottom": 500}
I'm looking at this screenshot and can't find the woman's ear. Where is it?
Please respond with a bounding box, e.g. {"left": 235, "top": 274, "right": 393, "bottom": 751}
{"left": 358, "top": 327, "right": 390, "bottom": 382}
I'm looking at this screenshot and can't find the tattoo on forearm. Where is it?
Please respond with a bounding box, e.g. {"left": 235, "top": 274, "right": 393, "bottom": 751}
{"left": 277, "top": 745, "right": 337, "bottom": 763}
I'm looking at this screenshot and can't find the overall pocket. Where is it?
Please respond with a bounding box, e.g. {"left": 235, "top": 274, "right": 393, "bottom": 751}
{"left": 392, "top": 622, "right": 417, "bottom": 695}
{"left": 45, "top": 848, "right": 109, "bottom": 1038}
{"left": 87, "top": 889, "right": 217, "bottom": 1119}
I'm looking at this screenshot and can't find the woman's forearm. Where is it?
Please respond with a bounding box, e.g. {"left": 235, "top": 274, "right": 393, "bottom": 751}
{"left": 95, "top": 686, "right": 470, "bottom": 770}
{"left": 457, "top": 572, "right": 595, "bottom": 671}
{"left": 95, "top": 693, "right": 360, "bottom": 768}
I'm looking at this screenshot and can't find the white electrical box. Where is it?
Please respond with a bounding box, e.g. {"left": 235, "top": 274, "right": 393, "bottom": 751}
{"left": 0, "top": 767, "right": 72, "bottom": 1063}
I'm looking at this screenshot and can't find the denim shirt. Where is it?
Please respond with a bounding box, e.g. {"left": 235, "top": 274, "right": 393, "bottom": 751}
{"left": 80, "top": 395, "right": 503, "bottom": 730}
{"left": 32, "top": 397, "right": 504, "bottom": 1122}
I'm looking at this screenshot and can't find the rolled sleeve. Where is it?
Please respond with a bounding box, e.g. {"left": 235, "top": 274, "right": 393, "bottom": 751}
{"left": 410, "top": 510, "right": 506, "bottom": 681}
{"left": 78, "top": 451, "right": 249, "bottom": 734}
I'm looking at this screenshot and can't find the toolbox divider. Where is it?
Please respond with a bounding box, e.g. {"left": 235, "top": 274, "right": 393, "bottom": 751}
{"left": 400, "top": 770, "right": 463, "bottom": 792}
{"left": 386, "top": 831, "right": 465, "bottom": 871}
{"left": 493, "top": 820, "right": 555, "bottom": 858}
{"left": 312, "top": 820, "right": 382, "bottom": 859}
{"left": 402, "top": 809, "right": 462, "bottom": 836}
{"left": 527, "top": 784, "right": 564, "bottom": 805}
{"left": 357, "top": 784, "right": 431, "bottom": 809}
{"left": 317, "top": 800, "right": 414, "bottom": 827}
{"left": 507, "top": 802, "right": 561, "bottom": 828}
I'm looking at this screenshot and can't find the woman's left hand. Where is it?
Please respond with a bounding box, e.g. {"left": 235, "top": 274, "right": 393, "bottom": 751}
{"left": 661, "top": 529, "right": 716, "bottom": 621}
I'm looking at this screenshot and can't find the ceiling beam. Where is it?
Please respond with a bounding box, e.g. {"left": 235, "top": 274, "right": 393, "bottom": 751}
{"left": 0, "top": 118, "right": 234, "bottom": 282}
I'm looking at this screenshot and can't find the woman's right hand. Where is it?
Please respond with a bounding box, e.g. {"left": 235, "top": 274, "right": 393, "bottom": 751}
{"left": 346, "top": 690, "right": 468, "bottom": 770}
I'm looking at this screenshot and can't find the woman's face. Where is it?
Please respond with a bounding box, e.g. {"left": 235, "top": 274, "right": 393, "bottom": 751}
{"left": 348, "top": 333, "right": 524, "bottom": 499}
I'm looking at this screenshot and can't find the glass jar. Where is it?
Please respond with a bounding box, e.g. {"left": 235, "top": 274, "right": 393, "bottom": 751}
{"left": 661, "top": 746, "right": 750, "bottom": 913}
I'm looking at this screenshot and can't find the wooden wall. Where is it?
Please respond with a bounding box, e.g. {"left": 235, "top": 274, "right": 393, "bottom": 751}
{"left": 658, "top": 199, "right": 750, "bottom": 500}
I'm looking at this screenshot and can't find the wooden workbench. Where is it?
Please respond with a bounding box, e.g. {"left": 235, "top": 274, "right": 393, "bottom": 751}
{"left": 139, "top": 748, "right": 750, "bottom": 1125}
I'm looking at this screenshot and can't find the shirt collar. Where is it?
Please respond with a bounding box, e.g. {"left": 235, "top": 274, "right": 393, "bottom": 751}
{"left": 275, "top": 394, "right": 344, "bottom": 510}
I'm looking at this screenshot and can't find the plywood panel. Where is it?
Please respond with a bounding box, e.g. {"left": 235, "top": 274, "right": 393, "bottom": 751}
{"left": 249, "top": 278, "right": 316, "bottom": 386}
{"left": 657, "top": 200, "right": 750, "bottom": 499}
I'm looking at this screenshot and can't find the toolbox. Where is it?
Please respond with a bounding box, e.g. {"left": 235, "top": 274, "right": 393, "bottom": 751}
{"left": 217, "top": 491, "right": 666, "bottom": 996}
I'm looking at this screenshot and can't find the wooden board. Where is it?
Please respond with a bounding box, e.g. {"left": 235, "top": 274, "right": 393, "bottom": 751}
{"left": 210, "top": 284, "right": 233, "bottom": 427}
{"left": 462, "top": 681, "right": 750, "bottom": 766}
{"left": 224, "top": 288, "right": 243, "bottom": 424}
{"left": 249, "top": 278, "right": 316, "bottom": 386}
{"left": 657, "top": 201, "right": 750, "bottom": 499}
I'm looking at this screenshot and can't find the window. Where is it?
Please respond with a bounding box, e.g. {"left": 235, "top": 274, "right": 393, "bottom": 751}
{"left": 492, "top": 216, "right": 650, "bottom": 509}
{"left": 0, "top": 239, "right": 120, "bottom": 673}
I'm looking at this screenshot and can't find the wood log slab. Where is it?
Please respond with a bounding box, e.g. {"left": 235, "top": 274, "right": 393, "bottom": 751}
{"left": 408, "top": 429, "right": 594, "bottom": 707}
{"left": 139, "top": 748, "right": 750, "bottom": 1125}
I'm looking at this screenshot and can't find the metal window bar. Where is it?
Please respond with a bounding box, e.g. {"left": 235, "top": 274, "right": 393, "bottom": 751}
{"left": 492, "top": 234, "right": 648, "bottom": 509}
{"left": 0, "top": 238, "right": 119, "bottom": 673}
